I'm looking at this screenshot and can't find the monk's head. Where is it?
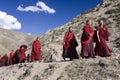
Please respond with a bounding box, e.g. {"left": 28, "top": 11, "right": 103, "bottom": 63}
{"left": 68, "top": 27, "right": 73, "bottom": 32}
{"left": 86, "top": 19, "right": 92, "bottom": 25}
{"left": 98, "top": 20, "right": 104, "bottom": 26}
{"left": 36, "top": 37, "right": 40, "bottom": 41}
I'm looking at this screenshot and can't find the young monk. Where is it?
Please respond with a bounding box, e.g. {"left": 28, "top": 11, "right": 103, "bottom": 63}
{"left": 81, "top": 19, "right": 95, "bottom": 58}
{"left": 31, "top": 37, "right": 42, "bottom": 62}
{"left": 62, "top": 27, "right": 79, "bottom": 60}
{"left": 95, "top": 20, "right": 111, "bottom": 57}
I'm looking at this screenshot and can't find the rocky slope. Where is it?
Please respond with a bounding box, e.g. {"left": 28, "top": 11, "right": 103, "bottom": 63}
{"left": 41, "top": 0, "right": 120, "bottom": 61}
{"left": 0, "top": 57, "right": 120, "bottom": 80}
{"left": 0, "top": 0, "right": 120, "bottom": 80}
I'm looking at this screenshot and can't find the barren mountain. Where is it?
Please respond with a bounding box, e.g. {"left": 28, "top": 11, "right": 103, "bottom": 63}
{"left": 0, "top": 28, "right": 34, "bottom": 56}
{"left": 0, "top": 0, "right": 120, "bottom": 80}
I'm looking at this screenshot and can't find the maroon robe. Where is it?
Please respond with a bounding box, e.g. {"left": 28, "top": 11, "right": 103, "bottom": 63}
{"left": 62, "top": 31, "right": 79, "bottom": 60}
{"left": 19, "top": 45, "right": 27, "bottom": 63}
{"left": 81, "top": 24, "right": 95, "bottom": 58}
{"left": 31, "top": 40, "right": 42, "bottom": 62}
{"left": 12, "top": 49, "right": 20, "bottom": 64}
{"left": 0, "top": 54, "right": 8, "bottom": 67}
{"left": 95, "top": 26, "right": 111, "bottom": 57}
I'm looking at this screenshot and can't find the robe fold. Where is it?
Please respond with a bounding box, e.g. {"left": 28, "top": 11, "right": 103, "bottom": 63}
{"left": 81, "top": 24, "right": 95, "bottom": 58}
{"left": 31, "top": 40, "right": 42, "bottom": 62}
{"left": 95, "top": 26, "right": 111, "bottom": 57}
{"left": 62, "top": 31, "right": 79, "bottom": 60}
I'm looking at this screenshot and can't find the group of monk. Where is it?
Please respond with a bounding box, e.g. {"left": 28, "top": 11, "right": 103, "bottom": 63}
{"left": 0, "top": 19, "right": 111, "bottom": 67}
{"left": 62, "top": 19, "right": 111, "bottom": 60}
{"left": 0, "top": 37, "right": 42, "bottom": 67}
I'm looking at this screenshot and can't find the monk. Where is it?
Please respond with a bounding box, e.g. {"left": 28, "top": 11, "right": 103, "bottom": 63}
{"left": 0, "top": 54, "right": 8, "bottom": 67}
{"left": 62, "top": 27, "right": 79, "bottom": 60}
{"left": 95, "top": 20, "right": 111, "bottom": 57}
{"left": 81, "top": 19, "right": 95, "bottom": 58}
{"left": 31, "top": 37, "right": 42, "bottom": 62}
{"left": 12, "top": 49, "right": 20, "bottom": 64}
{"left": 8, "top": 50, "right": 14, "bottom": 65}
{"left": 19, "top": 45, "right": 27, "bottom": 63}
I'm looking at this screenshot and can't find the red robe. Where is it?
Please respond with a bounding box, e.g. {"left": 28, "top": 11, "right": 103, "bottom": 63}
{"left": 19, "top": 45, "right": 27, "bottom": 63}
{"left": 9, "top": 52, "right": 14, "bottom": 65}
{"left": 81, "top": 24, "right": 95, "bottom": 58}
{"left": 0, "top": 54, "right": 8, "bottom": 67}
{"left": 95, "top": 26, "right": 111, "bottom": 57}
{"left": 12, "top": 49, "right": 20, "bottom": 64}
{"left": 31, "top": 40, "right": 42, "bottom": 62}
{"left": 81, "top": 24, "right": 94, "bottom": 45}
{"left": 62, "top": 31, "right": 79, "bottom": 60}
{"left": 64, "top": 32, "right": 76, "bottom": 49}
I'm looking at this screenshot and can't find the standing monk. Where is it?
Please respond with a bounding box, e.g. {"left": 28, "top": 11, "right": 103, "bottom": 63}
{"left": 95, "top": 20, "right": 111, "bottom": 57}
{"left": 12, "top": 49, "right": 20, "bottom": 64}
{"left": 19, "top": 45, "right": 27, "bottom": 63}
{"left": 31, "top": 37, "right": 42, "bottom": 62}
{"left": 8, "top": 50, "right": 14, "bottom": 65}
{"left": 62, "top": 27, "right": 79, "bottom": 60}
{"left": 81, "top": 19, "right": 95, "bottom": 58}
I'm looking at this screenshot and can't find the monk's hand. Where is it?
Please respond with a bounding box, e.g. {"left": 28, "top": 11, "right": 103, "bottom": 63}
{"left": 89, "top": 33, "right": 93, "bottom": 37}
{"left": 98, "top": 39, "right": 100, "bottom": 42}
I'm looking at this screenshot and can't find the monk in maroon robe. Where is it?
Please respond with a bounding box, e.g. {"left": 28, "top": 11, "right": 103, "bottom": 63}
{"left": 81, "top": 19, "right": 95, "bottom": 58}
{"left": 19, "top": 45, "right": 27, "bottom": 63}
{"left": 62, "top": 27, "right": 79, "bottom": 60}
{"left": 0, "top": 54, "right": 8, "bottom": 67}
{"left": 31, "top": 37, "right": 42, "bottom": 62}
{"left": 12, "top": 49, "right": 20, "bottom": 64}
{"left": 8, "top": 50, "right": 14, "bottom": 65}
{"left": 95, "top": 20, "right": 111, "bottom": 57}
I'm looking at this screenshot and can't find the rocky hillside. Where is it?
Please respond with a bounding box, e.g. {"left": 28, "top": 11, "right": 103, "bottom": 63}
{"left": 41, "top": 0, "right": 120, "bottom": 61}
{"left": 0, "top": 28, "right": 34, "bottom": 56}
{"left": 0, "top": 0, "right": 120, "bottom": 80}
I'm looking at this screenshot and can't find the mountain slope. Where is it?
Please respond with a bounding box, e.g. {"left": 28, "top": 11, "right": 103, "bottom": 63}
{"left": 0, "top": 28, "right": 34, "bottom": 56}
{"left": 41, "top": 0, "right": 120, "bottom": 61}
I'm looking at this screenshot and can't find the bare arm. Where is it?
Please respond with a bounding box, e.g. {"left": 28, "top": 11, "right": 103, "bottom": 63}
{"left": 97, "top": 31, "right": 100, "bottom": 42}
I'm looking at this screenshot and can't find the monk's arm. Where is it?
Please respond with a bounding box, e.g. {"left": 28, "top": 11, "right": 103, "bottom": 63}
{"left": 97, "top": 31, "right": 100, "bottom": 42}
